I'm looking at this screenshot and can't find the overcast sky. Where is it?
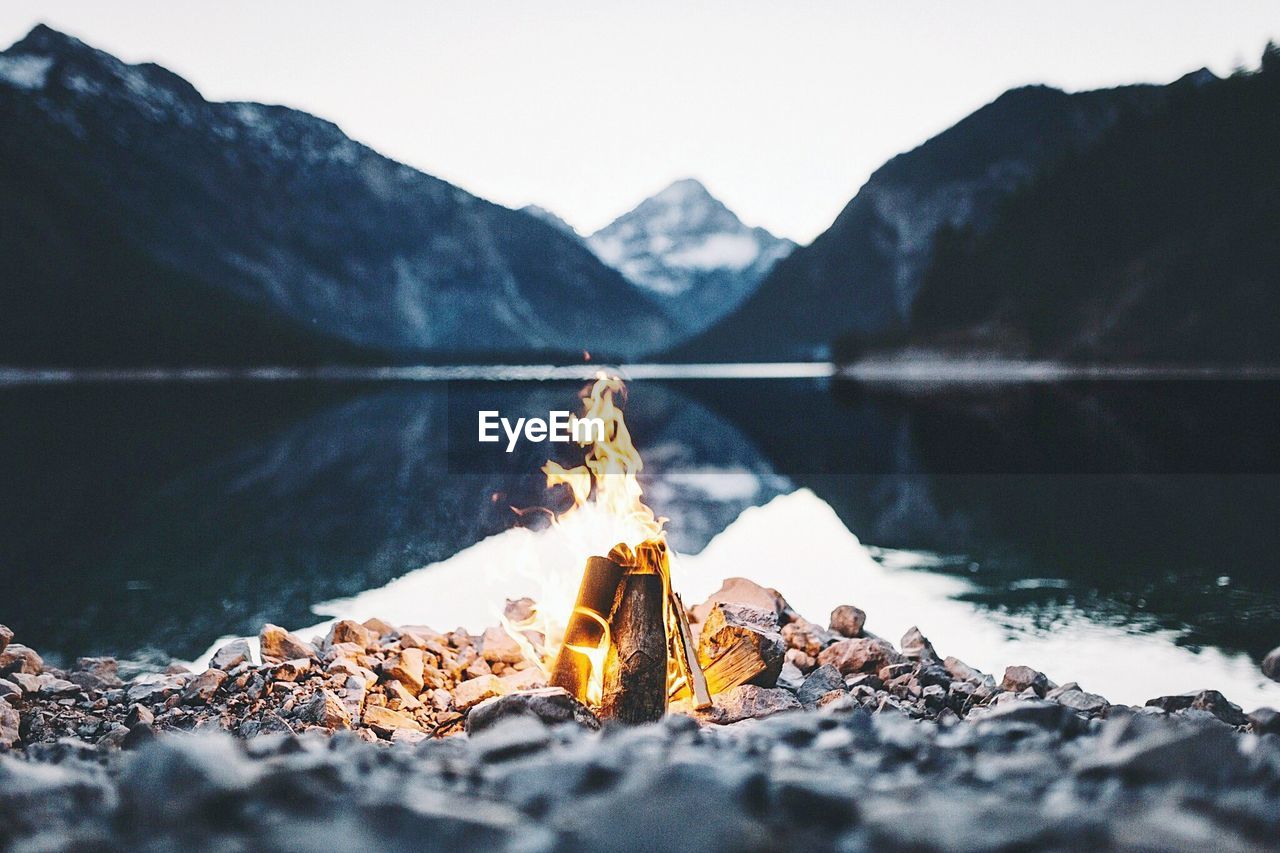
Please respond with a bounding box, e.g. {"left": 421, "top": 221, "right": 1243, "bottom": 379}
{"left": 3, "top": 2, "right": 1278, "bottom": 242}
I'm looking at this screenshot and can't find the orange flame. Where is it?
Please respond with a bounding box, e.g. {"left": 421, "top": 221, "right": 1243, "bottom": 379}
{"left": 502, "top": 373, "right": 668, "bottom": 704}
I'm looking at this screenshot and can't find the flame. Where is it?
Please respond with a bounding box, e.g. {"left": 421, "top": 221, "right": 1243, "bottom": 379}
{"left": 502, "top": 373, "right": 669, "bottom": 705}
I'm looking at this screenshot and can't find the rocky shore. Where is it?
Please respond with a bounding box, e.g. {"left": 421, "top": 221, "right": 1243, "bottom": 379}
{"left": 4, "top": 580, "right": 1280, "bottom": 850}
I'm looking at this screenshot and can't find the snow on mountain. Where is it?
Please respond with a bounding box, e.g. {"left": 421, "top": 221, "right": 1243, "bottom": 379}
{"left": 585, "top": 179, "right": 795, "bottom": 333}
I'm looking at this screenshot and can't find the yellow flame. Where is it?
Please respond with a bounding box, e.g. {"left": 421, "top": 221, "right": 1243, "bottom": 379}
{"left": 502, "top": 373, "right": 669, "bottom": 699}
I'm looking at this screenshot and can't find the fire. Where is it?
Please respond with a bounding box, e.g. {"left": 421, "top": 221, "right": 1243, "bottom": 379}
{"left": 503, "top": 373, "right": 669, "bottom": 706}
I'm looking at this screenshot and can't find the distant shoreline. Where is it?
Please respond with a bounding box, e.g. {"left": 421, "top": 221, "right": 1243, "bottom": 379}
{"left": 3, "top": 360, "right": 1280, "bottom": 386}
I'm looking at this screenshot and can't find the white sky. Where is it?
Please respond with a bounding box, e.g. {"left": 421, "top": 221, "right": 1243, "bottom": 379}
{"left": 3, "top": 2, "right": 1277, "bottom": 242}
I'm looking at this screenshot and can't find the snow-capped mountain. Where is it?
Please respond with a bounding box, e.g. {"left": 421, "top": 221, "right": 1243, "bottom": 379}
{"left": 586, "top": 179, "right": 795, "bottom": 334}
{"left": 0, "top": 25, "right": 672, "bottom": 365}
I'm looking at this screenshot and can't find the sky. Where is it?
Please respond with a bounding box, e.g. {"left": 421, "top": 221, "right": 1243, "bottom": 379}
{"left": 2, "top": 2, "right": 1278, "bottom": 242}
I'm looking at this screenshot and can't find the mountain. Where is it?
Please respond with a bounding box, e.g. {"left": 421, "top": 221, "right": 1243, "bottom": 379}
{"left": 0, "top": 25, "right": 671, "bottom": 365}
{"left": 586, "top": 179, "right": 795, "bottom": 335}
{"left": 905, "top": 51, "right": 1280, "bottom": 363}
{"left": 519, "top": 204, "right": 581, "bottom": 239}
{"left": 670, "top": 82, "right": 1169, "bottom": 361}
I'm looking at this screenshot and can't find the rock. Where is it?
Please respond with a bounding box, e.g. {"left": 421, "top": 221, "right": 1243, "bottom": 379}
{"left": 210, "top": 639, "right": 252, "bottom": 671}
{"left": 328, "top": 619, "right": 380, "bottom": 651}
{"left": 777, "top": 661, "right": 805, "bottom": 692}
{"left": 1052, "top": 688, "right": 1109, "bottom": 715}
{"left": 0, "top": 624, "right": 11, "bottom": 656}
{"left": 362, "top": 705, "right": 421, "bottom": 736}
{"left": 68, "top": 657, "right": 123, "bottom": 690}
{"left": 1146, "top": 690, "right": 1249, "bottom": 727}
{"left": 384, "top": 648, "right": 426, "bottom": 693}
{"left": 818, "top": 637, "right": 904, "bottom": 676}
{"left": 126, "top": 673, "right": 190, "bottom": 705}
{"left": 181, "top": 669, "right": 228, "bottom": 705}
{"left": 123, "top": 722, "right": 156, "bottom": 750}
{"left": 498, "top": 667, "right": 546, "bottom": 693}
{"left": 121, "top": 734, "right": 254, "bottom": 826}
{"left": 470, "top": 715, "right": 552, "bottom": 762}
{"left": 696, "top": 602, "right": 785, "bottom": 687}
{"left": 362, "top": 617, "right": 398, "bottom": 639}
{"left": 944, "top": 656, "right": 987, "bottom": 683}
{"left": 259, "top": 624, "right": 316, "bottom": 663}
{"left": 9, "top": 672, "right": 40, "bottom": 694}
{"left": 479, "top": 626, "right": 525, "bottom": 665}
{"left": 466, "top": 687, "right": 599, "bottom": 734}
{"left": 0, "top": 678, "right": 19, "bottom": 702}
{"left": 125, "top": 704, "right": 155, "bottom": 728}
{"left": 900, "top": 626, "right": 941, "bottom": 665}
{"left": 1075, "top": 717, "right": 1241, "bottom": 782}
{"left": 453, "top": 674, "right": 503, "bottom": 710}
{"left": 781, "top": 619, "right": 835, "bottom": 658}
{"left": 1262, "top": 646, "right": 1280, "bottom": 683}
{"left": 1247, "top": 707, "right": 1280, "bottom": 735}
{"left": 37, "top": 676, "right": 80, "bottom": 698}
{"left": 271, "top": 659, "right": 311, "bottom": 683}
{"left": 692, "top": 577, "right": 792, "bottom": 624}
{"left": 0, "top": 643, "right": 43, "bottom": 676}
{"left": 503, "top": 597, "right": 537, "bottom": 623}
{"left": 1001, "top": 665, "right": 1050, "bottom": 697}
{"left": 796, "top": 664, "right": 846, "bottom": 709}
{"left": 681, "top": 684, "right": 801, "bottom": 724}
{"left": 0, "top": 703, "right": 18, "bottom": 749}
{"left": 829, "top": 604, "right": 866, "bottom": 638}
{"left": 299, "top": 689, "right": 351, "bottom": 730}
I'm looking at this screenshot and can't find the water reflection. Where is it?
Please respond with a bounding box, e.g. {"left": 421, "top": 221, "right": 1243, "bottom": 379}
{"left": 3, "top": 376, "right": 1278, "bottom": 674}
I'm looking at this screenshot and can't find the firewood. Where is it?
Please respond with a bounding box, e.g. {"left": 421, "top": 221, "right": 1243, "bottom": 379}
{"left": 696, "top": 602, "right": 785, "bottom": 688}
{"left": 549, "top": 555, "right": 626, "bottom": 703}
{"left": 669, "top": 592, "right": 712, "bottom": 709}
{"left": 672, "top": 635, "right": 768, "bottom": 699}
{"left": 601, "top": 573, "right": 667, "bottom": 723}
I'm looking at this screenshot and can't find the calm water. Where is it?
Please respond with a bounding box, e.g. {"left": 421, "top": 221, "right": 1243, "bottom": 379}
{"left": 3, "top": 371, "right": 1279, "bottom": 681}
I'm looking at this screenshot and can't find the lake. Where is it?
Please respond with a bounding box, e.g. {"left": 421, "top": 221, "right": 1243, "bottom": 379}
{"left": 4, "top": 368, "right": 1279, "bottom": 705}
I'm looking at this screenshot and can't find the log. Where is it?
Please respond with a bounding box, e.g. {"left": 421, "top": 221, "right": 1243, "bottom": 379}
{"left": 672, "top": 635, "right": 768, "bottom": 700}
{"left": 696, "top": 602, "right": 785, "bottom": 687}
{"left": 601, "top": 573, "right": 667, "bottom": 723}
{"left": 549, "top": 555, "right": 626, "bottom": 703}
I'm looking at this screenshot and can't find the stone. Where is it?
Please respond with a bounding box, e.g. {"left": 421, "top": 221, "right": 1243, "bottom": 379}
{"left": 471, "top": 714, "right": 553, "bottom": 762}
{"left": 37, "top": 676, "right": 80, "bottom": 698}
{"left": 480, "top": 626, "right": 526, "bottom": 665}
{"left": 125, "top": 704, "right": 155, "bottom": 728}
{"left": 299, "top": 689, "right": 351, "bottom": 730}
{"left": 385, "top": 647, "right": 426, "bottom": 693}
{"left": 0, "top": 678, "right": 19, "bottom": 701}
{"left": 271, "top": 659, "right": 311, "bottom": 682}
{"left": 697, "top": 602, "right": 786, "bottom": 687}
{"left": 259, "top": 624, "right": 316, "bottom": 663}
{"left": 0, "top": 624, "right": 11, "bottom": 656}
{"left": 181, "top": 669, "right": 228, "bottom": 705}
{"left": 126, "top": 674, "right": 189, "bottom": 705}
{"left": 0, "top": 703, "right": 18, "bottom": 749}
{"left": 944, "top": 656, "right": 986, "bottom": 683}
{"left": 70, "top": 656, "right": 123, "bottom": 690}
{"left": 362, "top": 704, "right": 421, "bottom": 736}
{"left": 1263, "top": 646, "right": 1280, "bottom": 683}
{"left": 829, "top": 604, "right": 866, "bottom": 638}
{"left": 680, "top": 684, "right": 801, "bottom": 725}
{"left": 384, "top": 679, "right": 422, "bottom": 710}
{"left": 1053, "top": 688, "right": 1109, "bottom": 715}
{"left": 1247, "top": 706, "right": 1280, "bottom": 735}
{"left": 781, "top": 619, "right": 835, "bottom": 658}
{"left": 362, "top": 617, "right": 398, "bottom": 638}
{"left": 692, "top": 577, "right": 791, "bottom": 623}
{"left": 466, "top": 687, "right": 600, "bottom": 735}
{"left": 9, "top": 672, "right": 40, "bottom": 694}
{"left": 1076, "top": 717, "right": 1241, "bottom": 782}
{"left": 1146, "top": 690, "right": 1249, "bottom": 727}
{"left": 329, "top": 619, "right": 379, "bottom": 650}
{"left": 0, "top": 643, "right": 43, "bottom": 676}
{"left": 777, "top": 661, "right": 805, "bottom": 692}
{"left": 1001, "top": 665, "right": 1050, "bottom": 697}
{"left": 796, "top": 664, "right": 846, "bottom": 709}
{"left": 503, "top": 597, "right": 537, "bottom": 623}
{"left": 453, "top": 674, "right": 503, "bottom": 710}
{"left": 900, "top": 626, "right": 941, "bottom": 665}
{"left": 818, "top": 637, "right": 904, "bottom": 676}
{"left": 498, "top": 667, "right": 547, "bottom": 692}
{"left": 210, "top": 639, "right": 252, "bottom": 671}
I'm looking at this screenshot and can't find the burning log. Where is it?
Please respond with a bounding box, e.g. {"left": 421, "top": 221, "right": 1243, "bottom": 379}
{"left": 549, "top": 555, "right": 627, "bottom": 704}
{"left": 601, "top": 572, "right": 667, "bottom": 723}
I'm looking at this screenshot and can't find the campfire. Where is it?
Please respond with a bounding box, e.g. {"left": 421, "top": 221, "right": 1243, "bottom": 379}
{"left": 502, "top": 374, "right": 777, "bottom": 722}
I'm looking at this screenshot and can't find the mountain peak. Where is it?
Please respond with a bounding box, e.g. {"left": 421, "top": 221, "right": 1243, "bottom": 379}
{"left": 585, "top": 179, "right": 794, "bottom": 330}
{"left": 8, "top": 24, "right": 88, "bottom": 57}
